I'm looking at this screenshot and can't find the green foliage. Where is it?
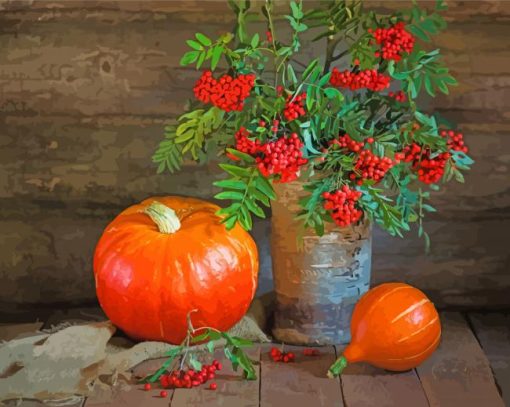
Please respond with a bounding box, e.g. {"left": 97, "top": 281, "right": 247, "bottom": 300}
{"left": 181, "top": 32, "right": 234, "bottom": 70}
{"left": 153, "top": 126, "right": 183, "bottom": 174}
{"left": 192, "top": 328, "right": 257, "bottom": 380}
{"left": 214, "top": 155, "right": 275, "bottom": 230}
{"left": 407, "top": 3, "right": 448, "bottom": 42}
{"left": 154, "top": 0, "right": 473, "bottom": 244}
{"left": 389, "top": 49, "right": 458, "bottom": 98}
{"left": 359, "top": 184, "right": 409, "bottom": 237}
{"left": 143, "top": 346, "right": 183, "bottom": 383}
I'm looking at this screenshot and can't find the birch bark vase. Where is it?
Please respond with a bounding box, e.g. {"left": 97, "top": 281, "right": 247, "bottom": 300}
{"left": 270, "top": 181, "right": 372, "bottom": 345}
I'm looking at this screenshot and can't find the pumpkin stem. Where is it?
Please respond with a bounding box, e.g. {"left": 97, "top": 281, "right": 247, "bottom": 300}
{"left": 327, "top": 355, "right": 348, "bottom": 378}
{"left": 144, "top": 201, "right": 181, "bottom": 234}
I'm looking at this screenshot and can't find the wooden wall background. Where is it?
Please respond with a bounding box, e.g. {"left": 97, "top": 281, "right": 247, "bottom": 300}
{"left": 0, "top": 0, "right": 509, "bottom": 315}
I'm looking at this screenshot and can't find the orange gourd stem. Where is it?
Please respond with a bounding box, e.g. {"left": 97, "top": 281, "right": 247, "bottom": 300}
{"left": 144, "top": 201, "right": 181, "bottom": 233}
{"left": 327, "top": 355, "right": 348, "bottom": 378}
{"left": 327, "top": 343, "right": 364, "bottom": 378}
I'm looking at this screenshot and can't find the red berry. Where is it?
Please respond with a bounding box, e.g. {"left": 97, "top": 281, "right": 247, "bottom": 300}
{"left": 283, "top": 93, "right": 306, "bottom": 122}
{"left": 371, "top": 23, "right": 415, "bottom": 61}
{"left": 209, "top": 383, "right": 218, "bottom": 390}
{"left": 330, "top": 67, "right": 390, "bottom": 92}
{"left": 143, "top": 383, "right": 151, "bottom": 391}
{"left": 322, "top": 184, "right": 363, "bottom": 227}
{"left": 194, "top": 71, "right": 255, "bottom": 112}
{"left": 160, "top": 390, "right": 168, "bottom": 398}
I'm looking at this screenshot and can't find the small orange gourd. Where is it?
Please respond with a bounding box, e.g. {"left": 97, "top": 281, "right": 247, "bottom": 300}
{"left": 328, "top": 282, "right": 441, "bottom": 377}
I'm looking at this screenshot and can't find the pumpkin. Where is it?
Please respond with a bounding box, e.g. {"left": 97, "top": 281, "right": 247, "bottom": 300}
{"left": 328, "top": 282, "right": 441, "bottom": 377}
{"left": 93, "top": 196, "right": 259, "bottom": 344}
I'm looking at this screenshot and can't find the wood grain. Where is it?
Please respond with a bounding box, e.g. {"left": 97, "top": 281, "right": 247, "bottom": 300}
{"left": 260, "top": 344, "right": 344, "bottom": 407}
{"left": 416, "top": 312, "right": 504, "bottom": 407}
{"left": 468, "top": 312, "right": 510, "bottom": 406}
{"left": 337, "top": 349, "right": 429, "bottom": 407}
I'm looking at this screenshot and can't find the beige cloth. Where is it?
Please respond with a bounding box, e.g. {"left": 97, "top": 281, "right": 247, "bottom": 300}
{"left": 0, "top": 297, "right": 271, "bottom": 404}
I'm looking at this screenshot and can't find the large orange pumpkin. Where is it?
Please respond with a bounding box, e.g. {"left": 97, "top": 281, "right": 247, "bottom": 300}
{"left": 328, "top": 282, "right": 441, "bottom": 376}
{"left": 93, "top": 196, "right": 259, "bottom": 344}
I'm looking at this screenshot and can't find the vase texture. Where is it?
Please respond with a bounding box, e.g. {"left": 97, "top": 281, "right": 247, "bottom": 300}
{"left": 270, "top": 181, "right": 372, "bottom": 345}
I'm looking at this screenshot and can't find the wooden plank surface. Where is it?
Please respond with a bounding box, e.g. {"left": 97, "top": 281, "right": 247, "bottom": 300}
{"left": 468, "top": 312, "right": 510, "bottom": 406}
{"left": 260, "top": 345, "right": 344, "bottom": 407}
{"left": 336, "top": 347, "right": 429, "bottom": 407}
{"left": 170, "top": 347, "right": 260, "bottom": 407}
{"left": 416, "top": 312, "right": 504, "bottom": 407}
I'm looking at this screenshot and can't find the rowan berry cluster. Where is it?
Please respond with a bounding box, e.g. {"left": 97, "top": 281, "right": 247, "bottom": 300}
{"left": 155, "top": 360, "right": 222, "bottom": 390}
{"left": 441, "top": 130, "right": 468, "bottom": 153}
{"left": 402, "top": 143, "right": 451, "bottom": 184}
{"left": 323, "top": 186, "right": 363, "bottom": 227}
{"left": 193, "top": 71, "right": 255, "bottom": 112}
{"left": 283, "top": 93, "right": 307, "bottom": 121}
{"left": 329, "top": 133, "right": 364, "bottom": 152}
{"left": 270, "top": 347, "right": 295, "bottom": 363}
{"left": 234, "top": 127, "right": 261, "bottom": 156}
{"left": 388, "top": 90, "right": 407, "bottom": 102}
{"left": 256, "top": 133, "right": 308, "bottom": 183}
{"left": 370, "top": 22, "right": 415, "bottom": 61}
{"left": 330, "top": 68, "right": 391, "bottom": 92}
{"left": 350, "top": 150, "right": 397, "bottom": 185}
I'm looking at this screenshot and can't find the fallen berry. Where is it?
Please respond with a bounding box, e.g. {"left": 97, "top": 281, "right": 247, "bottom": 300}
{"left": 160, "top": 390, "right": 168, "bottom": 398}
{"left": 209, "top": 382, "right": 218, "bottom": 390}
{"left": 143, "top": 383, "right": 151, "bottom": 391}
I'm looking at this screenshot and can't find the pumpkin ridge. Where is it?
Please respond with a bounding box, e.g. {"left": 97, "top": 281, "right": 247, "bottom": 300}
{"left": 385, "top": 333, "right": 441, "bottom": 361}
{"left": 390, "top": 298, "right": 430, "bottom": 323}
{"left": 364, "top": 285, "right": 413, "bottom": 321}
{"left": 396, "top": 315, "right": 439, "bottom": 343}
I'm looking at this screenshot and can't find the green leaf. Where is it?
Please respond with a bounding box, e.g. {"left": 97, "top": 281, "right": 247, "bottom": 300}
{"left": 215, "top": 191, "right": 245, "bottom": 201}
{"left": 302, "top": 59, "right": 319, "bottom": 81}
{"left": 290, "top": 1, "right": 304, "bottom": 19}
{"left": 213, "top": 179, "right": 247, "bottom": 190}
{"left": 196, "top": 33, "right": 212, "bottom": 46}
{"left": 287, "top": 64, "right": 298, "bottom": 85}
{"left": 146, "top": 347, "right": 182, "bottom": 383}
{"left": 409, "top": 24, "right": 431, "bottom": 42}
{"left": 180, "top": 51, "right": 199, "bottom": 66}
{"left": 239, "top": 205, "right": 253, "bottom": 230}
{"left": 324, "top": 87, "right": 343, "bottom": 101}
{"left": 186, "top": 40, "right": 203, "bottom": 51}
{"left": 245, "top": 198, "right": 265, "bottom": 218}
{"left": 250, "top": 33, "right": 259, "bottom": 48}
{"left": 424, "top": 75, "right": 435, "bottom": 96}
{"left": 219, "top": 163, "right": 251, "bottom": 178}
{"left": 206, "top": 341, "right": 215, "bottom": 353}
{"left": 225, "top": 148, "right": 255, "bottom": 163}
{"left": 211, "top": 46, "right": 223, "bottom": 70}
{"left": 189, "top": 353, "right": 202, "bottom": 371}
{"left": 255, "top": 173, "right": 276, "bottom": 199}
{"left": 222, "top": 214, "right": 238, "bottom": 230}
